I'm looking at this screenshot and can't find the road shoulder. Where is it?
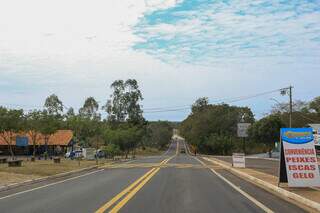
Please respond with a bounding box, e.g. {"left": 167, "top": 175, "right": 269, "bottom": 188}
{"left": 202, "top": 156, "right": 320, "bottom": 212}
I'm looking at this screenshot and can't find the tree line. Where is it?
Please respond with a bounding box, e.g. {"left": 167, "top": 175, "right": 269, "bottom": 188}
{"left": 0, "top": 79, "right": 173, "bottom": 159}
{"left": 179, "top": 96, "right": 320, "bottom": 156}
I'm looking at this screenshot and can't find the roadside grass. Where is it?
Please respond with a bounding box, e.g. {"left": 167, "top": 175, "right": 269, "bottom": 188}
{"left": 0, "top": 158, "right": 110, "bottom": 177}
{"left": 0, "top": 171, "right": 41, "bottom": 186}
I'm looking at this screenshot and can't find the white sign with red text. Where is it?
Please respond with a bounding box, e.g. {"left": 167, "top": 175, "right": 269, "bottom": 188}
{"left": 281, "top": 128, "right": 320, "bottom": 187}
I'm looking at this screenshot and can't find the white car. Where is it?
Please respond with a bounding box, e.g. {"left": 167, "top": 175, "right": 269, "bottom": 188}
{"left": 65, "top": 150, "right": 82, "bottom": 158}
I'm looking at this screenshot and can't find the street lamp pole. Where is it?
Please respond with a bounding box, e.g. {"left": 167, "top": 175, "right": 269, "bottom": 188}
{"left": 289, "top": 86, "right": 293, "bottom": 128}
{"left": 280, "top": 86, "right": 293, "bottom": 128}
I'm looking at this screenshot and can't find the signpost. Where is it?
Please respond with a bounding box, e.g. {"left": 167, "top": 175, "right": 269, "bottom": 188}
{"left": 237, "top": 123, "right": 251, "bottom": 154}
{"left": 237, "top": 123, "right": 251, "bottom": 138}
{"left": 279, "top": 128, "right": 320, "bottom": 187}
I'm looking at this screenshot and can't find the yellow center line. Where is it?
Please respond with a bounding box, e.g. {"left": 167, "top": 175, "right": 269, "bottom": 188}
{"left": 95, "top": 158, "right": 170, "bottom": 213}
{"left": 109, "top": 167, "right": 161, "bottom": 213}
{"left": 94, "top": 168, "right": 156, "bottom": 213}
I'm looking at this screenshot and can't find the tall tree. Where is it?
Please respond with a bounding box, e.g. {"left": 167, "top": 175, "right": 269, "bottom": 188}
{"left": 104, "top": 125, "right": 144, "bottom": 158}
{"left": 248, "top": 114, "right": 284, "bottom": 157}
{"left": 104, "top": 79, "right": 144, "bottom": 124}
{"left": 79, "top": 97, "right": 100, "bottom": 120}
{"left": 0, "top": 107, "right": 24, "bottom": 158}
{"left": 192, "top": 97, "right": 209, "bottom": 113}
{"left": 66, "top": 107, "right": 75, "bottom": 118}
{"left": 25, "top": 110, "right": 42, "bottom": 158}
{"left": 39, "top": 110, "right": 60, "bottom": 158}
{"left": 105, "top": 80, "right": 126, "bottom": 122}
{"left": 310, "top": 97, "right": 320, "bottom": 114}
{"left": 179, "top": 103, "right": 254, "bottom": 155}
{"left": 44, "top": 94, "right": 63, "bottom": 116}
{"left": 124, "top": 79, "right": 144, "bottom": 125}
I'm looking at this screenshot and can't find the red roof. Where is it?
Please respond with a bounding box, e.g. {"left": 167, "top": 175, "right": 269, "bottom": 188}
{"left": 0, "top": 130, "right": 73, "bottom": 146}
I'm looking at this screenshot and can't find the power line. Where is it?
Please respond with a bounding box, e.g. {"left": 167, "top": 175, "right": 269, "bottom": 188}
{"left": 143, "top": 87, "right": 285, "bottom": 113}
{"left": 0, "top": 87, "right": 291, "bottom": 114}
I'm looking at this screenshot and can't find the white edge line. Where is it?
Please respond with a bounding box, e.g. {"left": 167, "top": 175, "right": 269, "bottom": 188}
{"left": 0, "top": 169, "right": 104, "bottom": 200}
{"left": 194, "top": 156, "right": 274, "bottom": 213}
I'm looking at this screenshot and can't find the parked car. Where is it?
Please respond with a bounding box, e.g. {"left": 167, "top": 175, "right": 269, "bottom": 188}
{"left": 65, "top": 150, "right": 82, "bottom": 159}
{"left": 95, "top": 149, "right": 106, "bottom": 158}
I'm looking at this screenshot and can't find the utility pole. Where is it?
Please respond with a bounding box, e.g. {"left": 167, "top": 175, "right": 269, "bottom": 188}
{"left": 289, "top": 86, "right": 293, "bottom": 128}
{"left": 280, "top": 86, "right": 293, "bottom": 128}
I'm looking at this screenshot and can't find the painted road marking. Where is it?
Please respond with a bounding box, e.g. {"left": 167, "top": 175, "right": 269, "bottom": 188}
{"left": 110, "top": 167, "right": 161, "bottom": 213}
{"left": 194, "top": 157, "right": 274, "bottom": 213}
{"left": 95, "top": 157, "right": 173, "bottom": 213}
{"left": 102, "top": 163, "right": 205, "bottom": 169}
{"left": 94, "top": 168, "right": 157, "bottom": 213}
{"left": 95, "top": 142, "right": 178, "bottom": 213}
{"left": 0, "top": 169, "right": 104, "bottom": 200}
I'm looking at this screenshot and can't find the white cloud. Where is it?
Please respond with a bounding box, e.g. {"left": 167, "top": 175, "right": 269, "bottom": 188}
{"left": 0, "top": 0, "right": 319, "bottom": 121}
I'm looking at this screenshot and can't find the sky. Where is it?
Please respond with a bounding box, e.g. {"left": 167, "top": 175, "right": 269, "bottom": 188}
{"left": 0, "top": 0, "right": 319, "bottom": 121}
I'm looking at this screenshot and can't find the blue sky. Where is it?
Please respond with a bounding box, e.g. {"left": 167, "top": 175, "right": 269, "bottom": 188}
{"left": 0, "top": 0, "right": 319, "bottom": 121}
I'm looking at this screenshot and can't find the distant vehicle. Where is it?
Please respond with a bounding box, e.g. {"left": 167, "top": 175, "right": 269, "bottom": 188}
{"left": 95, "top": 149, "right": 106, "bottom": 158}
{"left": 65, "top": 150, "right": 82, "bottom": 159}
{"left": 180, "top": 149, "right": 186, "bottom": 153}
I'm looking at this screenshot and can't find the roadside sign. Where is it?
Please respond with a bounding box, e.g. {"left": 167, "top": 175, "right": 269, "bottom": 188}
{"left": 237, "top": 123, "right": 251, "bottom": 138}
{"left": 16, "top": 136, "right": 28, "bottom": 147}
{"left": 232, "top": 153, "right": 245, "bottom": 168}
{"left": 279, "top": 128, "right": 320, "bottom": 187}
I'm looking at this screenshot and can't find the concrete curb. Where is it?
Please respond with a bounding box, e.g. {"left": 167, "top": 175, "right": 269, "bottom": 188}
{"left": 203, "top": 156, "right": 320, "bottom": 212}
{"left": 0, "top": 165, "right": 98, "bottom": 192}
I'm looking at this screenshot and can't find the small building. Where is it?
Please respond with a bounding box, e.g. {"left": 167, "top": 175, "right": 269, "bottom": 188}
{"left": 0, "top": 130, "right": 75, "bottom": 156}
{"left": 307, "top": 124, "right": 320, "bottom": 133}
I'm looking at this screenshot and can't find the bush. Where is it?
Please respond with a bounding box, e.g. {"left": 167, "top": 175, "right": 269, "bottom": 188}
{"left": 101, "top": 144, "right": 121, "bottom": 159}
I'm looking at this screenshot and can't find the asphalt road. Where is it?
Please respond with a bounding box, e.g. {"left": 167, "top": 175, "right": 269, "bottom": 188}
{"left": 0, "top": 140, "right": 306, "bottom": 213}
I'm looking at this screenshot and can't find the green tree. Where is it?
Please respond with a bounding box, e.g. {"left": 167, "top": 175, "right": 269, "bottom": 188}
{"left": 124, "top": 79, "right": 144, "bottom": 125}
{"left": 39, "top": 110, "right": 60, "bottom": 158}
{"left": 25, "top": 110, "right": 43, "bottom": 158}
{"left": 44, "top": 94, "right": 63, "bottom": 116}
{"left": 105, "top": 80, "right": 126, "bottom": 122}
{"left": 248, "top": 114, "right": 284, "bottom": 157}
{"left": 104, "top": 79, "right": 144, "bottom": 125}
{"left": 144, "top": 121, "right": 173, "bottom": 149}
{"left": 101, "top": 143, "right": 121, "bottom": 159}
{"left": 179, "top": 101, "right": 254, "bottom": 155}
{"left": 191, "top": 97, "right": 209, "bottom": 113}
{"left": 79, "top": 97, "right": 100, "bottom": 120}
{"left": 310, "top": 97, "right": 320, "bottom": 114}
{"left": 104, "top": 125, "right": 144, "bottom": 158}
{"left": 0, "top": 107, "right": 24, "bottom": 158}
{"left": 66, "top": 107, "right": 75, "bottom": 118}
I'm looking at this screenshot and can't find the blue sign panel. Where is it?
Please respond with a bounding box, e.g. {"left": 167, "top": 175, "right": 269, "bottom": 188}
{"left": 16, "top": 136, "right": 29, "bottom": 147}
{"left": 281, "top": 128, "right": 313, "bottom": 144}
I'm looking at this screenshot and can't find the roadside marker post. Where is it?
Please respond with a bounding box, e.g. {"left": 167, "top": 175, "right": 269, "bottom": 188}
{"left": 232, "top": 153, "right": 245, "bottom": 168}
